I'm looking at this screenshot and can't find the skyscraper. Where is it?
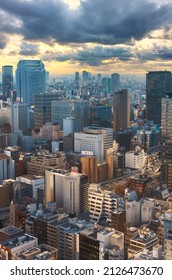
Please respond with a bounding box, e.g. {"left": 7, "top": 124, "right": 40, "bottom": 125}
{"left": 51, "top": 100, "right": 90, "bottom": 129}
{"left": 11, "top": 103, "right": 31, "bottom": 135}
{"left": 45, "top": 170, "right": 88, "bottom": 217}
{"left": 146, "top": 71, "right": 172, "bottom": 125}
{"left": 34, "top": 93, "right": 59, "bottom": 128}
{"left": 16, "top": 60, "right": 46, "bottom": 104}
{"left": 74, "top": 126, "right": 113, "bottom": 162}
{"left": 2, "top": 65, "right": 13, "bottom": 101}
{"left": 111, "top": 73, "right": 120, "bottom": 93}
{"left": 161, "top": 94, "right": 172, "bottom": 190}
{"left": 113, "top": 89, "right": 130, "bottom": 131}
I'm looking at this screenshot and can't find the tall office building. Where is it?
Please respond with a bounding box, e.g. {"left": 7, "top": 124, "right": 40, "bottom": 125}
{"left": 161, "top": 94, "right": 172, "bottom": 190}
{"left": 11, "top": 103, "right": 31, "bottom": 135}
{"left": 97, "top": 73, "right": 102, "bottom": 83}
{"left": 34, "top": 93, "right": 59, "bottom": 128}
{"left": 82, "top": 71, "right": 90, "bottom": 83}
{"left": 74, "top": 129, "right": 107, "bottom": 162}
{"left": 75, "top": 126, "right": 113, "bottom": 163}
{"left": 80, "top": 155, "right": 98, "bottom": 183}
{"left": 45, "top": 170, "right": 89, "bottom": 217}
{"left": 51, "top": 100, "right": 90, "bottom": 129}
{"left": 16, "top": 60, "right": 46, "bottom": 104}
{"left": 83, "top": 127, "right": 113, "bottom": 158}
{"left": 113, "top": 89, "right": 130, "bottom": 131}
{"left": 146, "top": 71, "right": 172, "bottom": 125}
{"left": 0, "top": 154, "right": 15, "bottom": 184}
{"left": 111, "top": 73, "right": 120, "bottom": 93}
{"left": 2, "top": 66, "right": 13, "bottom": 101}
{"left": 63, "top": 117, "right": 81, "bottom": 136}
{"left": 102, "top": 77, "right": 111, "bottom": 94}
{"left": 90, "top": 105, "right": 112, "bottom": 127}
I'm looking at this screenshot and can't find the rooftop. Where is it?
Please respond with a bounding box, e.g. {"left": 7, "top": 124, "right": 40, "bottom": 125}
{"left": 0, "top": 154, "right": 10, "bottom": 160}
{"left": 1, "top": 234, "right": 37, "bottom": 249}
{"left": 0, "top": 226, "right": 23, "bottom": 236}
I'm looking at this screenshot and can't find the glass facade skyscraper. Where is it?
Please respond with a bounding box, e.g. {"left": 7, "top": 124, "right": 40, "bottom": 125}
{"left": 34, "top": 93, "right": 59, "bottom": 128}
{"left": 113, "top": 89, "right": 130, "bottom": 131}
{"left": 111, "top": 73, "right": 120, "bottom": 93}
{"left": 146, "top": 71, "right": 172, "bottom": 125}
{"left": 2, "top": 65, "right": 13, "bottom": 101}
{"left": 16, "top": 60, "right": 46, "bottom": 104}
{"left": 51, "top": 100, "right": 90, "bottom": 129}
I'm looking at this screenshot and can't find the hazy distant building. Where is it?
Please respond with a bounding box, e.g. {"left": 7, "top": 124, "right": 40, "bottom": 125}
{"left": 113, "top": 89, "right": 130, "bottom": 131}
{"left": 82, "top": 71, "right": 90, "bottom": 83}
{"left": 102, "top": 77, "right": 111, "bottom": 94}
{"left": 2, "top": 66, "right": 13, "bottom": 101}
{"left": 16, "top": 60, "right": 46, "bottom": 104}
{"left": 146, "top": 71, "right": 172, "bottom": 125}
{"left": 11, "top": 103, "right": 31, "bottom": 135}
{"left": 97, "top": 73, "right": 102, "bottom": 83}
{"left": 51, "top": 100, "right": 90, "bottom": 129}
{"left": 111, "top": 73, "right": 120, "bottom": 93}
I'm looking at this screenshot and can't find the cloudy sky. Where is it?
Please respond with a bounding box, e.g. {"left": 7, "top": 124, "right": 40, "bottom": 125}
{"left": 0, "top": 0, "right": 172, "bottom": 75}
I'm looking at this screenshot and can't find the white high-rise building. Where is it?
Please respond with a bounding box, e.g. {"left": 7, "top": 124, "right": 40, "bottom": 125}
{"left": 45, "top": 170, "right": 86, "bottom": 217}
{"left": 74, "top": 126, "right": 113, "bottom": 162}
{"left": 16, "top": 175, "right": 44, "bottom": 200}
{"left": 11, "top": 103, "right": 31, "bottom": 135}
{"left": 74, "top": 132, "right": 104, "bottom": 162}
{"left": 125, "top": 147, "right": 146, "bottom": 170}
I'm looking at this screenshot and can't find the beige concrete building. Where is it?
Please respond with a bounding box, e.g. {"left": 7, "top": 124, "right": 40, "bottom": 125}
{"left": 27, "top": 152, "right": 65, "bottom": 176}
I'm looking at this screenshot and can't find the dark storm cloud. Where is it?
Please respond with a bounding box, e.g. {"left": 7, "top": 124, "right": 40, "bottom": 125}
{"left": 0, "top": 10, "right": 21, "bottom": 36}
{"left": 53, "top": 46, "right": 134, "bottom": 66}
{"left": 0, "top": 33, "right": 9, "bottom": 49}
{"left": 0, "top": 0, "right": 172, "bottom": 45}
{"left": 137, "top": 47, "right": 172, "bottom": 61}
{"left": 19, "top": 42, "right": 40, "bottom": 56}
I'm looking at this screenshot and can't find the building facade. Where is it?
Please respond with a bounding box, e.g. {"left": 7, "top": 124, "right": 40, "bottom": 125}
{"left": 16, "top": 60, "right": 46, "bottom": 104}
{"left": 113, "top": 89, "right": 130, "bottom": 131}
{"left": 146, "top": 71, "right": 172, "bottom": 125}
{"left": 2, "top": 65, "right": 13, "bottom": 101}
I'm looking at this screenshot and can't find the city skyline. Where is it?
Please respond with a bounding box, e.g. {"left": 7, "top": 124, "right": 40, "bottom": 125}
{"left": 0, "top": 0, "right": 172, "bottom": 75}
